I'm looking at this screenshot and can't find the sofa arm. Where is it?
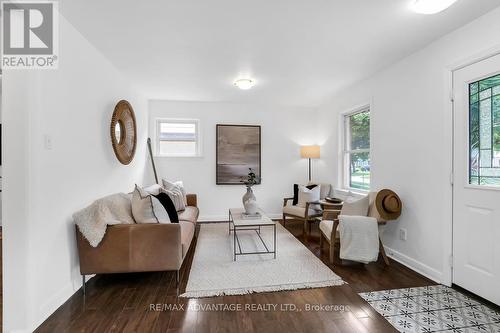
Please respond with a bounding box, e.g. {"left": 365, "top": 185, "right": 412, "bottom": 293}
{"left": 76, "top": 223, "right": 183, "bottom": 274}
{"left": 186, "top": 194, "right": 197, "bottom": 207}
{"left": 129, "top": 223, "right": 183, "bottom": 271}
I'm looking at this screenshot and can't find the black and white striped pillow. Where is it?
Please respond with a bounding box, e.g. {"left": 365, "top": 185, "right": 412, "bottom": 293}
{"left": 162, "top": 188, "right": 186, "bottom": 212}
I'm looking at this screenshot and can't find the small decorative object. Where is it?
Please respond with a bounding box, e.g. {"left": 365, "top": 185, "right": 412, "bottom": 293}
{"left": 110, "top": 100, "right": 137, "bottom": 165}
{"left": 216, "top": 124, "right": 261, "bottom": 185}
{"left": 241, "top": 168, "right": 261, "bottom": 215}
{"left": 325, "top": 197, "right": 342, "bottom": 204}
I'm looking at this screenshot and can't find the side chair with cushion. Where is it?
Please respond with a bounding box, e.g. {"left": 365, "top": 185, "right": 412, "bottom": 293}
{"left": 319, "top": 191, "right": 394, "bottom": 265}
{"left": 282, "top": 183, "right": 332, "bottom": 235}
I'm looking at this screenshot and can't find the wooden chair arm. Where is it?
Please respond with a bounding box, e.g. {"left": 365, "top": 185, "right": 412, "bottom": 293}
{"left": 322, "top": 209, "right": 341, "bottom": 221}
{"left": 331, "top": 220, "right": 339, "bottom": 242}
{"left": 283, "top": 197, "right": 294, "bottom": 207}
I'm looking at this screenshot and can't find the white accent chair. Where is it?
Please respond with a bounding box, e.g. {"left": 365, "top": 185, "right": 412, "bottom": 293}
{"left": 282, "top": 183, "right": 332, "bottom": 236}
{"left": 319, "top": 192, "right": 390, "bottom": 265}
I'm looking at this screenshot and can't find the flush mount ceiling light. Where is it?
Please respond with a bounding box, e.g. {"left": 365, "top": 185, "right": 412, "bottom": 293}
{"left": 410, "top": 0, "right": 458, "bottom": 14}
{"left": 234, "top": 78, "right": 255, "bottom": 90}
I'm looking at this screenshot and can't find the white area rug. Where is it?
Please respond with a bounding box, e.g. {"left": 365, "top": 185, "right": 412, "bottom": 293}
{"left": 180, "top": 222, "right": 345, "bottom": 298}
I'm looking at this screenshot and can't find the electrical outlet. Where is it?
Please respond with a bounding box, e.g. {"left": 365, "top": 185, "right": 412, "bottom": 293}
{"left": 399, "top": 228, "right": 408, "bottom": 241}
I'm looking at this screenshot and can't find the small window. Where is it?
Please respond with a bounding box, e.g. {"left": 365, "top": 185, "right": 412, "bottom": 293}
{"left": 156, "top": 119, "right": 200, "bottom": 157}
{"left": 342, "top": 108, "right": 370, "bottom": 191}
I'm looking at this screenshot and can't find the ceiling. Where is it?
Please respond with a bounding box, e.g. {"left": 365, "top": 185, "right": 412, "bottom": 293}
{"left": 60, "top": 0, "right": 500, "bottom": 107}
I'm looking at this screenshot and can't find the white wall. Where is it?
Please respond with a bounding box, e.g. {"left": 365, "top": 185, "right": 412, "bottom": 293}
{"left": 2, "top": 14, "right": 148, "bottom": 332}
{"left": 316, "top": 7, "right": 500, "bottom": 284}
{"left": 149, "top": 101, "right": 320, "bottom": 221}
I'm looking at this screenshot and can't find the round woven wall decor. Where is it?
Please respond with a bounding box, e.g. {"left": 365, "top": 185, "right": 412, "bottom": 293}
{"left": 110, "top": 100, "right": 137, "bottom": 165}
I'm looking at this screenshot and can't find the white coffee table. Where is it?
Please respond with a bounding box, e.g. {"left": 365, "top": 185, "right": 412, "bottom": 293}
{"left": 228, "top": 208, "right": 276, "bottom": 261}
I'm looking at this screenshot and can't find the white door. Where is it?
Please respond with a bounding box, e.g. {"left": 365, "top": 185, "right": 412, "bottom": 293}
{"left": 453, "top": 53, "right": 500, "bottom": 306}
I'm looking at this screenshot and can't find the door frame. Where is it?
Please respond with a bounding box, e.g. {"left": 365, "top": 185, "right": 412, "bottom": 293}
{"left": 443, "top": 44, "right": 500, "bottom": 287}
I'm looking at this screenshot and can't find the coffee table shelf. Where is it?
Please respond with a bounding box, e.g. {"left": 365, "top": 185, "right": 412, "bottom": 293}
{"left": 228, "top": 208, "right": 276, "bottom": 261}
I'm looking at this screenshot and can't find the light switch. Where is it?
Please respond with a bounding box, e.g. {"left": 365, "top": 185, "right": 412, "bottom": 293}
{"left": 44, "top": 135, "right": 53, "bottom": 150}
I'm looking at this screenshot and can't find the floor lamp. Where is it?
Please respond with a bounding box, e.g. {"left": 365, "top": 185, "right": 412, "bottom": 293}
{"left": 300, "top": 145, "right": 320, "bottom": 182}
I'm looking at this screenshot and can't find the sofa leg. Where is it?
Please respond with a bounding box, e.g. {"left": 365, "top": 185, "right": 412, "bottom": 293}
{"left": 175, "top": 270, "right": 180, "bottom": 297}
{"left": 329, "top": 244, "right": 335, "bottom": 264}
{"left": 82, "top": 275, "right": 86, "bottom": 296}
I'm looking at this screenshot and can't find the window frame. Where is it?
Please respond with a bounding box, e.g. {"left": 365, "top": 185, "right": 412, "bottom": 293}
{"left": 340, "top": 105, "right": 371, "bottom": 193}
{"left": 155, "top": 118, "right": 201, "bottom": 157}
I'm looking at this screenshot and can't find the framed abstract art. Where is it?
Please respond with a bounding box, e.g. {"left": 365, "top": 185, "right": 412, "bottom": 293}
{"left": 216, "top": 124, "right": 261, "bottom": 185}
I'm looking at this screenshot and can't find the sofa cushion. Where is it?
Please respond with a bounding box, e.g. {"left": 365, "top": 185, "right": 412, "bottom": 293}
{"left": 178, "top": 206, "right": 199, "bottom": 223}
{"left": 180, "top": 221, "right": 195, "bottom": 258}
{"left": 319, "top": 219, "right": 339, "bottom": 240}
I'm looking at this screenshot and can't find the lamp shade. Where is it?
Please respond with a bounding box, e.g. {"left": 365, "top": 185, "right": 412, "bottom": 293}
{"left": 300, "top": 145, "right": 320, "bottom": 159}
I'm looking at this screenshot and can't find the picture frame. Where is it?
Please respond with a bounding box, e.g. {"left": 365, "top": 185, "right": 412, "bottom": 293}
{"left": 216, "top": 124, "right": 261, "bottom": 185}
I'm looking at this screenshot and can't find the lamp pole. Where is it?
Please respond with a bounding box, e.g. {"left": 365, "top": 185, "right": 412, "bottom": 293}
{"left": 308, "top": 158, "right": 312, "bottom": 182}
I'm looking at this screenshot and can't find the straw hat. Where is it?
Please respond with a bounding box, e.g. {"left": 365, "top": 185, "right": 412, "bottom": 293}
{"left": 375, "top": 189, "right": 402, "bottom": 221}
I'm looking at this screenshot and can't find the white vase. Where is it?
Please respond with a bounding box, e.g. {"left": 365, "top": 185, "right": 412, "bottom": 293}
{"left": 243, "top": 198, "right": 259, "bottom": 215}
{"left": 242, "top": 186, "right": 256, "bottom": 205}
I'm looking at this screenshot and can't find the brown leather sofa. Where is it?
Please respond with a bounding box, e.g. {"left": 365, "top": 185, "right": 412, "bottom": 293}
{"left": 76, "top": 194, "right": 199, "bottom": 294}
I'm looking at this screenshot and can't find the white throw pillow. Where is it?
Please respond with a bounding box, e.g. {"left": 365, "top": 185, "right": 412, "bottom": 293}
{"left": 297, "top": 185, "right": 321, "bottom": 208}
{"left": 162, "top": 179, "right": 187, "bottom": 205}
{"left": 131, "top": 185, "right": 171, "bottom": 224}
{"left": 307, "top": 182, "right": 331, "bottom": 199}
{"left": 340, "top": 195, "right": 369, "bottom": 216}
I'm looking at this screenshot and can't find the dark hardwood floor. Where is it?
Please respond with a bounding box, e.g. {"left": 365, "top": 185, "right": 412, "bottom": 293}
{"left": 35, "top": 221, "right": 435, "bottom": 333}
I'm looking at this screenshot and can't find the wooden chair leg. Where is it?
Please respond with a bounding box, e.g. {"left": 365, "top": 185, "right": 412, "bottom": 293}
{"left": 282, "top": 214, "right": 286, "bottom": 226}
{"left": 329, "top": 242, "right": 335, "bottom": 264}
{"left": 379, "top": 237, "right": 390, "bottom": 265}
{"left": 319, "top": 232, "right": 323, "bottom": 250}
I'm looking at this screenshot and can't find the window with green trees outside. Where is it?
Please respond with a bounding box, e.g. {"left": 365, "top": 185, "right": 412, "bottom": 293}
{"left": 344, "top": 109, "right": 370, "bottom": 190}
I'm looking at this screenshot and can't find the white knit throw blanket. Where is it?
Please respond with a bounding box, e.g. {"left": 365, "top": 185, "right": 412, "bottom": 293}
{"left": 73, "top": 193, "right": 135, "bottom": 247}
{"left": 338, "top": 215, "right": 379, "bottom": 264}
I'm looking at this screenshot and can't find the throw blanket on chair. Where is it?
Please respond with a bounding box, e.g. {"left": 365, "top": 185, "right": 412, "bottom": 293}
{"left": 74, "top": 193, "right": 135, "bottom": 247}
{"left": 338, "top": 215, "right": 379, "bottom": 264}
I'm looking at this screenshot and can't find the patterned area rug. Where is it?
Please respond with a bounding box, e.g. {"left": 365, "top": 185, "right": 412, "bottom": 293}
{"left": 359, "top": 285, "right": 500, "bottom": 333}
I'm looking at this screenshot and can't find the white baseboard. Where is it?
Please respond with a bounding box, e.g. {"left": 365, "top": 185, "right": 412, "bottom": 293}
{"left": 30, "top": 275, "right": 95, "bottom": 332}
{"left": 384, "top": 246, "right": 443, "bottom": 284}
